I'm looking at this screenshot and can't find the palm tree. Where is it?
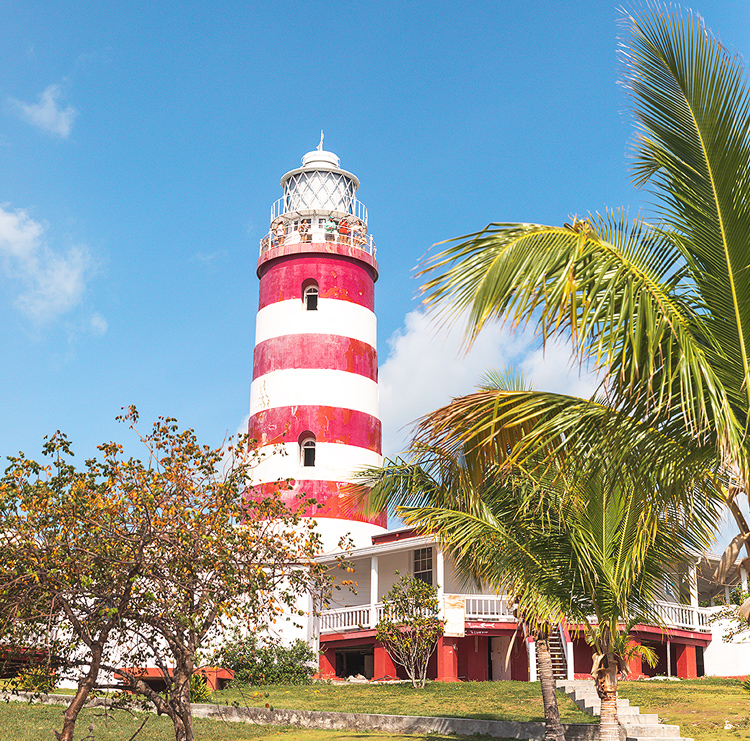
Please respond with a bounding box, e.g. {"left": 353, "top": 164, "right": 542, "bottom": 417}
{"left": 359, "top": 445, "right": 572, "bottom": 741}
{"left": 418, "top": 6, "right": 750, "bottom": 578}
{"left": 356, "top": 381, "right": 717, "bottom": 741}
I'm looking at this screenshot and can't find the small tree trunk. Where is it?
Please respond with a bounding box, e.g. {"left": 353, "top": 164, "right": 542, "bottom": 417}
{"left": 536, "top": 632, "right": 565, "bottom": 741}
{"left": 57, "top": 647, "right": 102, "bottom": 741}
{"left": 169, "top": 668, "right": 194, "bottom": 741}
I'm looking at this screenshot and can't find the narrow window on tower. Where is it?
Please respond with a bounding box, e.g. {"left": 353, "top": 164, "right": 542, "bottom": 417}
{"left": 299, "top": 433, "right": 317, "bottom": 467}
{"left": 414, "top": 547, "right": 433, "bottom": 585}
{"left": 301, "top": 279, "right": 319, "bottom": 311}
{"left": 304, "top": 286, "right": 318, "bottom": 311}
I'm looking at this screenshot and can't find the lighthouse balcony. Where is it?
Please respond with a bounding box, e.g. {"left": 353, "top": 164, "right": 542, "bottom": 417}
{"left": 260, "top": 215, "right": 376, "bottom": 257}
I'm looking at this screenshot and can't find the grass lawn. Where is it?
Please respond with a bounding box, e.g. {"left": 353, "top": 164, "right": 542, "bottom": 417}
{"left": 618, "top": 678, "right": 750, "bottom": 741}
{"left": 211, "top": 681, "right": 596, "bottom": 723}
{"left": 0, "top": 701, "right": 506, "bottom": 741}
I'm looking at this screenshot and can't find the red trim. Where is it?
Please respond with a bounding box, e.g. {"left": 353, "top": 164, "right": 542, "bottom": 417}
{"left": 248, "top": 407, "right": 381, "bottom": 452}
{"left": 464, "top": 622, "right": 520, "bottom": 636}
{"left": 253, "top": 335, "right": 377, "bottom": 381}
{"left": 249, "top": 480, "right": 386, "bottom": 527}
{"left": 371, "top": 528, "right": 421, "bottom": 544}
{"left": 630, "top": 624, "right": 711, "bottom": 647}
{"left": 320, "top": 630, "right": 378, "bottom": 644}
{"left": 258, "top": 253, "right": 376, "bottom": 308}
{"left": 568, "top": 622, "right": 711, "bottom": 647}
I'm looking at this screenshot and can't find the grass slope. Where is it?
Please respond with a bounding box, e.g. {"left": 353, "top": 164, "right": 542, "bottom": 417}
{"left": 212, "top": 681, "right": 595, "bottom": 723}
{"left": 0, "top": 702, "right": 508, "bottom": 741}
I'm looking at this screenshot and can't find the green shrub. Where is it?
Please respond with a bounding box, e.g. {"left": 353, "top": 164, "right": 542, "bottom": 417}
{"left": 15, "top": 665, "right": 56, "bottom": 693}
{"left": 210, "top": 633, "right": 316, "bottom": 685}
{"left": 190, "top": 673, "right": 212, "bottom": 702}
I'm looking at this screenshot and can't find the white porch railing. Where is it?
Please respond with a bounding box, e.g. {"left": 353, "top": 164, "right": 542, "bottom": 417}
{"left": 319, "top": 604, "right": 373, "bottom": 633}
{"left": 654, "top": 601, "right": 712, "bottom": 633}
{"left": 320, "top": 596, "right": 714, "bottom": 635}
{"left": 464, "top": 595, "right": 514, "bottom": 620}
{"left": 320, "top": 594, "right": 514, "bottom": 634}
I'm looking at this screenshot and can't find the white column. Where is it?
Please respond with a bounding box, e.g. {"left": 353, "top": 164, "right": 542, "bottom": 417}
{"left": 666, "top": 640, "right": 671, "bottom": 677}
{"left": 436, "top": 547, "right": 445, "bottom": 619}
{"left": 370, "top": 555, "right": 379, "bottom": 628}
{"left": 688, "top": 564, "right": 699, "bottom": 607}
{"left": 741, "top": 566, "right": 748, "bottom": 595}
{"left": 307, "top": 592, "right": 319, "bottom": 654}
{"left": 725, "top": 584, "right": 732, "bottom": 603}
{"left": 688, "top": 563, "right": 699, "bottom": 629}
{"left": 528, "top": 639, "right": 537, "bottom": 682}
{"left": 565, "top": 627, "right": 575, "bottom": 681}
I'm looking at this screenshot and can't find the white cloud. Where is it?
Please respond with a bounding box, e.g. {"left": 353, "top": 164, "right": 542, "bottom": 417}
{"left": 519, "top": 337, "right": 602, "bottom": 399}
{"left": 10, "top": 84, "right": 77, "bottom": 138}
{"left": 378, "top": 308, "right": 602, "bottom": 458}
{"left": 89, "top": 313, "right": 108, "bottom": 335}
{"left": 0, "top": 205, "right": 92, "bottom": 322}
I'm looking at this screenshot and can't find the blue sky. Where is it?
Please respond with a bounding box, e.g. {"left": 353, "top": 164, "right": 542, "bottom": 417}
{"left": 2, "top": 0, "right": 749, "bottom": 509}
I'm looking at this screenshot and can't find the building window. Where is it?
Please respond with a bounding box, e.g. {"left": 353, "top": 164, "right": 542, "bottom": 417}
{"left": 300, "top": 436, "right": 316, "bottom": 467}
{"left": 304, "top": 286, "right": 318, "bottom": 311}
{"left": 302, "top": 280, "right": 319, "bottom": 311}
{"left": 414, "top": 547, "right": 433, "bottom": 585}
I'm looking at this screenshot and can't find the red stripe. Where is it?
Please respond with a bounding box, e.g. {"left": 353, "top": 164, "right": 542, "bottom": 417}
{"left": 258, "top": 254, "right": 375, "bottom": 310}
{"left": 248, "top": 406, "right": 381, "bottom": 452}
{"left": 253, "top": 335, "right": 377, "bottom": 380}
{"left": 257, "top": 242, "right": 379, "bottom": 282}
{"left": 248, "top": 480, "right": 387, "bottom": 528}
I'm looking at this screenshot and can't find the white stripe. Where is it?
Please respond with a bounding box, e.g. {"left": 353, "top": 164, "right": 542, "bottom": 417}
{"left": 250, "top": 442, "right": 383, "bottom": 485}
{"left": 250, "top": 369, "right": 379, "bottom": 417}
{"left": 255, "top": 298, "right": 376, "bottom": 346}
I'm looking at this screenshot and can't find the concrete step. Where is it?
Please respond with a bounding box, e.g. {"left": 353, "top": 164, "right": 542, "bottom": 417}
{"left": 557, "top": 679, "right": 592, "bottom": 689}
{"left": 626, "top": 737, "right": 693, "bottom": 741}
{"left": 619, "top": 714, "right": 660, "bottom": 725}
{"left": 571, "top": 695, "right": 636, "bottom": 716}
{"left": 622, "top": 725, "right": 683, "bottom": 737}
{"left": 556, "top": 678, "right": 689, "bottom": 741}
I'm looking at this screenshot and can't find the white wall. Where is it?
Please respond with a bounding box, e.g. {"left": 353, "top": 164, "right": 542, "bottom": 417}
{"left": 377, "top": 551, "right": 412, "bottom": 600}
{"left": 703, "top": 614, "right": 750, "bottom": 676}
{"left": 328, "top": 556, "right": 371, "bottom": 608}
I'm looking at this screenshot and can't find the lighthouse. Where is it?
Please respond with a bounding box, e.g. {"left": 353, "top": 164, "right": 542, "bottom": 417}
{"left": 248, "top": 141, "right": 387, "bottom": 549}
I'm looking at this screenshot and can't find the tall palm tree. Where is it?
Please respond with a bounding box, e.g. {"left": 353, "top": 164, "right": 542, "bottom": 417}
{"left": 356, "top": 381, "right": 717, "bottom": 741}
{"left": 418, "top": 6, "right": 750, "bottom": 578}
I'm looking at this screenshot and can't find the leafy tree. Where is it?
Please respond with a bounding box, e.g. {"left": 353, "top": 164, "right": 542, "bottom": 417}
{"left": 375, "top": 573, "right": 443, "bottom": 689}
{"left": 0, "top": 408, "right": 329, "bottom": 741}
{"left": 418, "top": 7, "right": 750, "bottom": 585}
{"left": 0, "top": 431, "right": 152, "bottom": 741}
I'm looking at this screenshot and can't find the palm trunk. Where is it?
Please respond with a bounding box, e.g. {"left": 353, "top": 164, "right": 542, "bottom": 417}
{"left": 599, "top": 688, "right": 619, "bottom": 741}
{"left": 536, "top": 631, "right": 565, "bottom": 741}
{"left": 594, "top": 651, "right": 620, "bottom": 741}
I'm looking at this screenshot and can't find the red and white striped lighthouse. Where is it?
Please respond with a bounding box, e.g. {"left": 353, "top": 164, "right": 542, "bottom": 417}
{"left": 248, "top": 142, "right": 387, "bottom": 548}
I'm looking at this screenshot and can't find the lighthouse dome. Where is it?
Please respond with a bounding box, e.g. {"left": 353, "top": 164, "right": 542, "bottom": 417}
{"left": 300, "top": 149, "right": 340, "bottom": 170}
